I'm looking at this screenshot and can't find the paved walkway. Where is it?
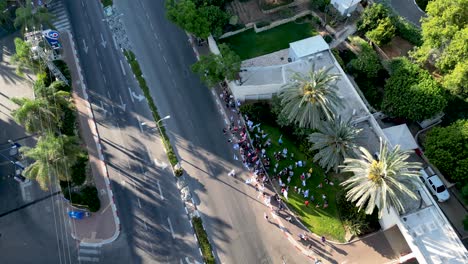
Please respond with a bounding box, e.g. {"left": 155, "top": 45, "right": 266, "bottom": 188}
{"left": 61, "top": 31, "right": 120, "bottom": 245}
{"left": 189, "top": 36, "right": 400, "bottom": 263}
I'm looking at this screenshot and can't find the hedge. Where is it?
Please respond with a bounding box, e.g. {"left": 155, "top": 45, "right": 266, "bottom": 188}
{"left": 192, "top": 217, "right": 215, "bottom": 264}
{"left": 123, "top": 50, "right": 178, "bottom": 166}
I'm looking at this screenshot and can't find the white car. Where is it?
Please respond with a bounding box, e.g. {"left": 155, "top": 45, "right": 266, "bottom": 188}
{"left": 419, "top": 169, "right": 450, "bottom": 202}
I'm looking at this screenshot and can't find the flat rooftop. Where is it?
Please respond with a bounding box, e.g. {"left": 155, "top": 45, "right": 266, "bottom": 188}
{"left": 239, "top": 50, "right": 370, "bottom": 121}
{"left": 401, "top": 206, "right": 468, "bottom": 264}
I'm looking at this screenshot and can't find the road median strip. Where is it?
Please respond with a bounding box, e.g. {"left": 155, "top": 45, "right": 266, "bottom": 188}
{"left": 122, "top": 50, "right": 178, "bottom": 166}
{"left": 192, "top": 216, "right": 215, "bottom": 264}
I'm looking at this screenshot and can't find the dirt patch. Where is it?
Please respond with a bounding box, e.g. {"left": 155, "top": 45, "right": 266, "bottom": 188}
{"left": 379, "top": 36, "right": 414, "bottom": 59}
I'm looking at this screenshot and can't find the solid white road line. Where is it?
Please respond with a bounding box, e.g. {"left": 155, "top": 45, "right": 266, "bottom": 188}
{"left": 136, "top": 116, "right": 143, "bottom": 132}
{"left": 79, "top": 249, "right": 99, "bottom": 254}
{"left": 120, "top": 60, "right": 126, "bottom": 76}
{"left": 128, "top": 87, "right": 135, "bottom": 103}
{"left": 163, "top": 55, "right": 167, "bottom": 63}
{"left": 157, "top": 180, "right": 164, "bottom": 200}
{"left": 138, "top": 198, "right": 142, "bottom": 208}
{"left": 167, "top": 217, "right": 175, "bottom": 239}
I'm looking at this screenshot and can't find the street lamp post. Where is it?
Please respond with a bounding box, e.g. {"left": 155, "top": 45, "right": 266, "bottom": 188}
{"left": 141, "top": 115, "right": 171, "bottom": 134}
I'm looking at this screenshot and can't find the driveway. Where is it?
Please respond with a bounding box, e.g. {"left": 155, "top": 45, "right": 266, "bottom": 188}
{"left": 383, "top": 0, "right": 426, "bottom": 26}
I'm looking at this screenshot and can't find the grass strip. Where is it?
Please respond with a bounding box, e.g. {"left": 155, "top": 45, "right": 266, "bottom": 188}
{"left": 101, "top": 0, "right": 113, "bottom": 7}
{"left": 192, "top": 217, "right": 215, "bottom": 264}
{"left": 123, "top": 50, "right": 178, "bottom": 166}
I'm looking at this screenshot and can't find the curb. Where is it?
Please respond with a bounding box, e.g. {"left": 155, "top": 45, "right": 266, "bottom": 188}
{"left": 66, "top": 31, "right": 121, "bottom": 246}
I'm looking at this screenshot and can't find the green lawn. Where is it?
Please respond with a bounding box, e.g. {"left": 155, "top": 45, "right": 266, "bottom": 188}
{"left": 220, "top": 22, "right": 317, "bottom": 60}
{"left": 259, "top": 124, "right": 346, "bottom": 242}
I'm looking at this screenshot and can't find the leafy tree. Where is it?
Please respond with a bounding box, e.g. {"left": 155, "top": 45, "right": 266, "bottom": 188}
{"left": 424, "top": 120, "right": 468, "bottom": 185}
{"left": 278, "top": 65, "right": 341, "bottom": 129}
{"left": 198, "top": 5, "right": 229, "bottom": 37}
{"left": 0, "top": 0, "right": 12, "bottom": 28}
{"left": 442, "top": 61, "right": 468, "bottom": 98}
{"left": 310, "top": 0, "right": 330, "bottom": 12}
{"left": 11, "top": 97, "right": 61, "bottom": 133}
{"left": 14, "top": 1, "right": 53, "bottom": 30}
{"left": 411, "top": 0, "right": 468, "bottom": 99}
{"left": 308, "top": 116, "right": 362, "bottom": 172}
{"left": 166, "top": 0, "right": 210, "bottom": 38}
{"left": 340, "top": 141, "right": 422, "bottom": 218}
{"left": 21, "top": 133, "right": 82, "bottom": 190}
{"left": 11, "top": 37, "right": 34, "bottom": 74}
{"left": 191, "top": 43, "right": 241, "bottom": 87}
{"left": 365, "top": 16, "right": 396, "bottom": 46}
{"left": 382, "top": 57, "right": 447, "bottom": 121}
{"left": 348, "top": 37, "right": 383, "bottom": 79}
{"left": 357, "top": 3, "right": 390, "bottom": 32}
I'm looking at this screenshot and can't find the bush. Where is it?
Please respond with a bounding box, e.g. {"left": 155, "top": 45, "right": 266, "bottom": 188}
{"left": 365, "top": 17, "right": 396, "bottom": 46}
{"left": 192, "top": 217, "right": 215, "bottom": 264}
{"left": 337, "top": 193, "right": 380, "bottom": 236}
{"left": 279, "top": 8, "right": 294, "bottom": 19}
{"left": 60, "top": 104, "right": 77, "bottom": 136}
{"left": 393, "top": 16, "right": 422, "bottom": 46}
{"left": 80, "top": 186, "right": 101, "bottom": 212}
{"left": 309, "top": 0, "right": 330, "bottom": 12}
{"left": 424, "top": 120, "right": 468, "bottom": 186}
{"left": 382, "top": 57, "right": 447, "bottom": 121}
{"left": 255, "top": 21, "right": 271, "bottom": 28}
{"left": 239, "top": 102, "right": 275, "bottom": 124}
{"left": 357, "top": 3, "right": 390, "bottom": 32}
{"left": 323, "top": 34, "right": 333, "bottom": 43}
{"left": 71, "top": 153, "right": 88, "bottom": 186}
{"left": 53, "top": 60, "right": 71, "bottom": 84}
{"left": 348, "top": 37, "right": 383, "bottom": 79}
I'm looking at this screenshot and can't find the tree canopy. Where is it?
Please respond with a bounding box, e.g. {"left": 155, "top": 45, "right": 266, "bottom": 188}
{"left": 165, "top": 0, "right": 228, "bottom": 38}
{"left": 411, "top": 0, "right": 468, "bottom": 99}
{"left": 424, "top": 120, "right": 468, "bottom": 186}
{"left": 382, "top": 57, "right": 447, "bottom": 121}
{"left": 191, "top": 43, "right": 241, "bottom": 87}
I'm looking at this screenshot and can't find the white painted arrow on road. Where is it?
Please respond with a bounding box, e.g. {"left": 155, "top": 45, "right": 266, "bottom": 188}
{"left": 154, "top": 158, "right": 168, "bottom": 170}
{"left": 119, "top": 95, "right": 126, "bottom": 111}
{"left": 82, "top": 39, "right": 88, "bottom": 54}
{"left": 100, "top": 33, "right": 107, "bottom": 48}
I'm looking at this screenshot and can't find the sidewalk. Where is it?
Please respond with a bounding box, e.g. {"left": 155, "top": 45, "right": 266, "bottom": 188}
{"left": 60, "top": 31, "right": 120, "bottom": 245}
{"left": 188, "top": 35, "right": 399, "bottom": 264}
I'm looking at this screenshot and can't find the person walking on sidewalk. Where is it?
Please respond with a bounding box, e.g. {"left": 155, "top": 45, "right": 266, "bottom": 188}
{"left": 264, "top": 212, "right": 270, "bottom": 222}
{"left": 321, "top": 236, "right": 326, "bottom": 243}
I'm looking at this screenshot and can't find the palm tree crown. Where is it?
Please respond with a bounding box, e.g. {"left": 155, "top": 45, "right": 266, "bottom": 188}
{"left": 308, "top": 116, "right": 362, "bottom": 172}
{"left": 279, "top": 65, "right": 341, "bottom": 129}
{"left": 340, "top": 140, "right": 421, "bottom": 218}
{"left": 21, "top": 133, "right": 82, "bottom": 190}
{"left": 11, "top": 97, "right": 61, "bottom": 133}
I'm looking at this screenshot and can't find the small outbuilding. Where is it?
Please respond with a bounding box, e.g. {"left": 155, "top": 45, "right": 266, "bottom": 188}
{"left": 330, "top": 0, "right": 361, "bottom": 16}
{"left": 382, "top": 124, "right": 419, "bottom": 151}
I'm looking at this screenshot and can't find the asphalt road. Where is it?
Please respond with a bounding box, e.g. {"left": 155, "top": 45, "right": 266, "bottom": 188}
{"left": 114, "top": 0, "right": 310, "bottom": 263}
{"left": 384, "top": 0, "right": 426, "bottom": 26}
{"left": 64, "top": 0, "right": 201, "bottom": 263}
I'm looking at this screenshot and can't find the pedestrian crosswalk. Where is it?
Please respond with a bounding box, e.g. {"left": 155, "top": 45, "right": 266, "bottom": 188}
{"left": 78, "top": 243, "right": 101, "bottom": 263}
{"left": 47, "top": 0, "right": 71, "bottom": 32}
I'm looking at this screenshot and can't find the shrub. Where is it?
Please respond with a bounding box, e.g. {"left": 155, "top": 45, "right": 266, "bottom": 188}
{"left": 323, "top": 34, "right": 333, "bottom": 43}
{"left": 382, "top": 57, "right": 447, "bottom": 121}
{"left": 365, "top": 17, "right": 395, "bottom": 46}
{"left": 331, "top": 49, "right": 345, "bottom": 68}
{"left": 192, "top": 217, "right": 215, "bottom": 264}
{"left": 239, "top": 102, "right": 275, "bottom": 124}
{"left": 80, "top": 186, "right": 101, "bottom": 212}
{"left": 49, "top": 80, "right": 71, "bottom": 93}
{"left": 357, "top": 3, "right": 390, "bottom": 32}
{"left": 53, "top": 60, "right": 71, "bottom": 84}
{"left": 309, "top": 0, "right": 330, "bottom": 12}
{"left": 255, "top": 21, "right": 271, "bottom": 28}
{"left": 60, "top": 104, "right": 77, "bottom": 136}
{"left": 71, "top": 153, "right": 88, "bottom": 186}
{"left": 348, "top": 37, "right": 383, "bottom": 79}
{"left": 393, "top": 16, "right": 422, "bottom": 46}
{"left": 337, "top": 193, "right": 380, "bottom": 236}
{"left": 424, "top": 120, "right": 468, "bottom": 186}
{"left": 279, "top": 8, "right": 294, "bottom": 19}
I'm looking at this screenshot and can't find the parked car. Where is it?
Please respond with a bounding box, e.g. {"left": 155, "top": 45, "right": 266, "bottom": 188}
{"left": 419, "top": 169, "right": 450, "bottom": 202}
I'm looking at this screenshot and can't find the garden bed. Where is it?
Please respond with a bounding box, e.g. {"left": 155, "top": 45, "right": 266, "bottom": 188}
{"left": 220, "top": 21, "right": 317, "bottom": 59}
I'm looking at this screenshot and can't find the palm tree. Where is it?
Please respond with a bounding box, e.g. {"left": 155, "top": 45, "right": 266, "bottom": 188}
{"left": 340, "top": 140, "right": 421, "bottom": 218}
{"left": 11, "top": 97, "right": 61, "bottom": 133}
{"left": 278, "top": 65, "right": 341, "bottom": 129}
{"left": 21, "top": 133, "right": 82, "bottom": 190}
{"left": 308, "top": 116, "right": 362, "bottom": 172}
{"left": 14, "top": 1, "right": 53, "bottom": 31}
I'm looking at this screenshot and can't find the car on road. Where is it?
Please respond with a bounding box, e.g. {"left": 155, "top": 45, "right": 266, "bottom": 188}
{"left": 419, "top": 169, "right": 450, "bottom": 202}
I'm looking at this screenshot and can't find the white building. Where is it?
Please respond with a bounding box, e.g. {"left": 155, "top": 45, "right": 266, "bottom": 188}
{"left": 226, "top": 35, "right": 468, "bottom": 264}
{"left": 331, "top": 0, "right": 361, "bottom": 16}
